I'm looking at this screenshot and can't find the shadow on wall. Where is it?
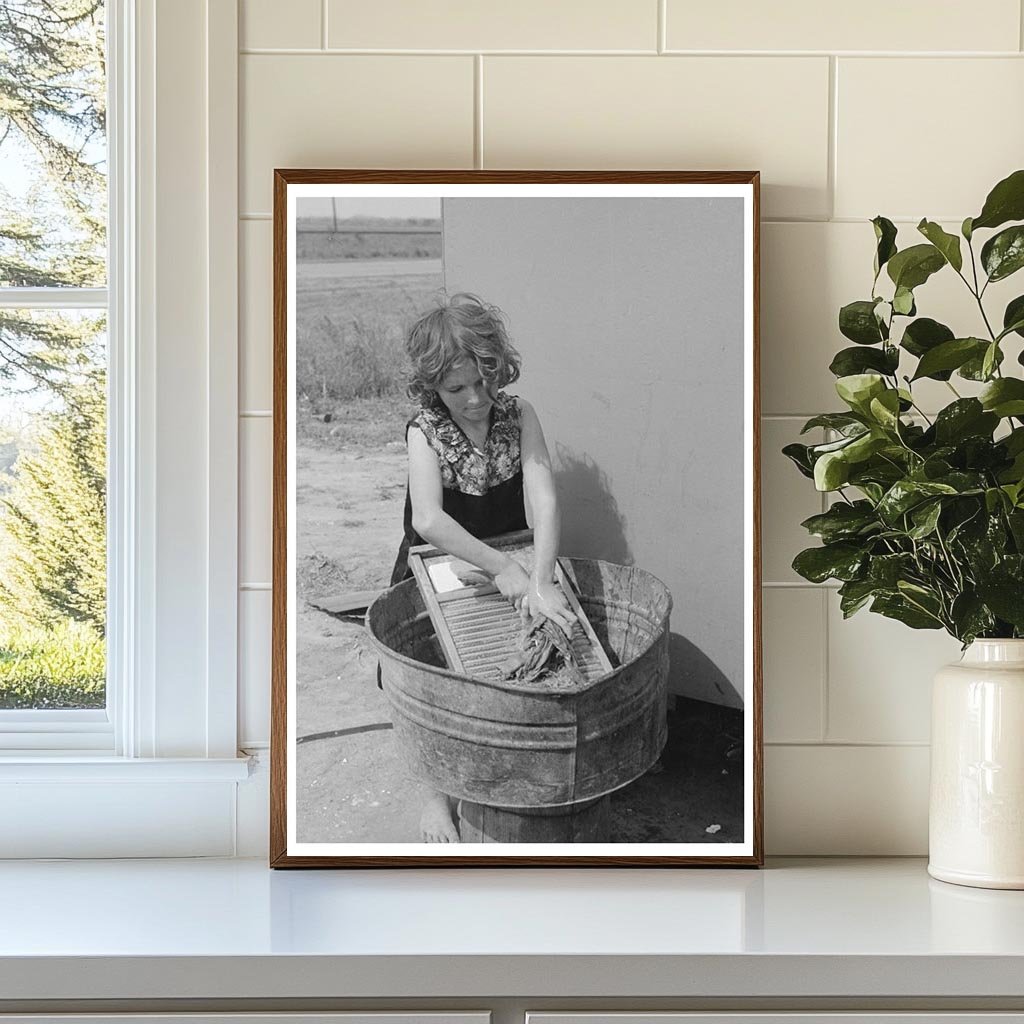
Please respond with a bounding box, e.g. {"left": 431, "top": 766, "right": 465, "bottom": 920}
{"left": 553, "top": 444, "right": 631, "bottom": 565}
{"left": 554, "top": 444, "right": 740, "bottom": 709}
{"left": 669, "top": 634, "right": 742, "bottom": 710}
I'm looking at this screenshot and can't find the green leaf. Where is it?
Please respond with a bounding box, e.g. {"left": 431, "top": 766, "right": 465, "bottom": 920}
{"left": 951, "top": 504, "right": 1007, "bottom": 573}
{"left": 1006, "top": 428, "right": 1024, "bottom": 457}
{"left": 917, "top": 219, "right": 963, "bottom": 272}
{"left": 809, "top": 433, "right": 866, "bottom": 456}
{"left": 845, "top": 431, "right": 888, "bottom": 465}
{"left": 980, "top": 378, "right": 1024, "bottom": 418}
{"left": 950, "top": 592, "right": 996, "bottom": 644}
{"left": 872, "top": 216, "right": 898, "bottom": 278}
{"left": 1003, "top": 481, "right": 1024, "bottom": 507}
{"left": 868, "top": 553, "right": 915, "bottom": 587}
{"left": 982, "top": 341, "right": 1001, "bottom": 381}
{"left": 887, "top": 243, "right": 946, "bottom": 291}
{"left": 838, "top": 578, "right": 883, "bottom": 618}
{"left": 839, "top": 300, "right": 887, "bottom": 345}
{"left": 814, "top": 450, "right": 851, "bottom": 491}
{"left": 933, "top": 399, "right": 999, "bottom": 445}
{"left": 792, "top": 543, "right": 866, "bottom": 584}
{"left": 800, "top": 501, "right": 879, "bottom": 543}
{"left": 908, "top": 500, "right": 943, "bottom": 539}
{"left": 836, "top": 373, "right": 887, "bottom": 414}
{"left": 871, "top": 594, "right": 943, "bottom": 630}
{"left": 996, "top": 318, "right": 1024, "bottom": 341}
{"left": 932, "top": 470, "right": 987, "bottom": 494}
{"left": 900, "top": 318, "right": 955, "bottom": 380}
{"left": 1009, "top": 508, "right": 1024, "bottom": 546}
{"left": 892, "top": 286, "right": 916, "bottom": 316}
{"left": 998, "top": 432, "right": 1024, "bottom": 488}
{"left": 971, "top": 168, "right": 1024, "bottom": 232}
{"left": 962, "top": 216, "right": 974, "bottom": 241}
{"left": 829, "top": 345, "right": 899, "bottom": 378}
{"left": 959, "top": 344, "right": 1004, "bottom": 381}
{"left": 868, "top": 389, "right": 902, "bottom": 431}
{"left": 976, "top": 577, "right": 1024, "bottom": 629}
{"left": 985, "top": 487, "right": 1008, "bottom": 514}
{"left": 782, "top": 442, "right": 815, "bottom": 479}
{"left": 856, "top": 482, "right": 885, "bottom": 504}
{"left": 800, "top": 413, "right": 866, "bottom": 435}
{"left": 981, "top": 225, "right": 1024, "bottom": 283}
{"left": 849, "top": 459, "right": 907, "bottom": 490}
{"left": 911, "top": 338, "right": 988, "bottom": 381}
{"left": 1003, "top": 295, "right": 1024, "bottom": 339}
{"left": 877, "top": 479, "right": 958, "bottom": 524}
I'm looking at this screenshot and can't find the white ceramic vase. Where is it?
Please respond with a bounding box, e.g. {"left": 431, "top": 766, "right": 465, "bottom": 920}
{"left": 929, "top": 638, "right": 1024, "bottom": 889}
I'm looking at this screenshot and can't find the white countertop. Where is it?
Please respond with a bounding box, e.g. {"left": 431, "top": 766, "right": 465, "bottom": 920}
{"left": 2, "top": 857, "right": 1024, "bottom": 1001}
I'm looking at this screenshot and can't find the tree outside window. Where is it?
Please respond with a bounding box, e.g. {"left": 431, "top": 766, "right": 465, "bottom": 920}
{"left": 0, "top": 0, "right": 107, "bottom": 709}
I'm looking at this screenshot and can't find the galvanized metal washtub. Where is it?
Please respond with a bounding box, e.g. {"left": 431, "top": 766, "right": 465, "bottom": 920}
{"left": 366, "top": 558, "right": 672, "bottom": 824}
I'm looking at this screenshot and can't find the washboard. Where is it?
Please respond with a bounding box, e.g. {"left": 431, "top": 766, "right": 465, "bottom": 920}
{"left": 407, "top": 530, "right": 614, "bottom": 684}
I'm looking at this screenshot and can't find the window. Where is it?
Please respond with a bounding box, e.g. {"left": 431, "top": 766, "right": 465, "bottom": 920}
{"left": 0, "top": 0, "right": 111, "bottom": 748}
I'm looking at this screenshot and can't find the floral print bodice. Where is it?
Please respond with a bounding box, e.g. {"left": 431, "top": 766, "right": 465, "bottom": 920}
{"left": 412, "top": 392, "right": 521, "bottom": 497}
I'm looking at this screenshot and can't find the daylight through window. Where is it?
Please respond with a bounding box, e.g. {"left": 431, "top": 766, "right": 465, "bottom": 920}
{"left": 0, "top": 0, "right": 107, "bottom": 710}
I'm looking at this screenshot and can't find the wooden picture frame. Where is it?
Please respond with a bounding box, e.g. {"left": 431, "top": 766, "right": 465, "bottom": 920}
{"left": 271, "top": 170, "right": 763, "bottom": 867}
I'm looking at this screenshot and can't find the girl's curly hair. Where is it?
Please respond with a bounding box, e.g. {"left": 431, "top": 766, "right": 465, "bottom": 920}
{"left": 405, "top": 293, "right": 521, "bottom": 407}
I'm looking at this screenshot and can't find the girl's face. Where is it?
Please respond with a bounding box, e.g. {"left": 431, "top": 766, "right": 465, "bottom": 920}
{"left": 435, "top": 359, "right": 494, "bottom": 427}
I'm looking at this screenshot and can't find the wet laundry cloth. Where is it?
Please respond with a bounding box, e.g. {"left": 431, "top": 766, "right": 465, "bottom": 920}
{"left": 502, "top": 616, "right": 586, "bottom": 689}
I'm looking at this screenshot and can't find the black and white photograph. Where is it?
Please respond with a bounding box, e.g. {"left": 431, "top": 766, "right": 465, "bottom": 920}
{"left": 271, "top": 171, "right": 762, "bottom": 866}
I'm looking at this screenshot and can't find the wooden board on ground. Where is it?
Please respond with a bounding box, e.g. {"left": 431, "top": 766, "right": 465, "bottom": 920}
{"left": 309, "top": 589, "right": 382, "bottom": 616}
{"left": 407, "top": 529, "right": 614, "bottom": 685}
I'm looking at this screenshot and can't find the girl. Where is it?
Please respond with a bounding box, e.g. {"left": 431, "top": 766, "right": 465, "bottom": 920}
{"left": 390, "top": 292, "right": 577, "bottom": 843}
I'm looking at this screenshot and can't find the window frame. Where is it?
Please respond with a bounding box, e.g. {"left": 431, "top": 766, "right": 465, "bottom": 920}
{"left": 0, "top": 0, "right": 247, "bottom": 858}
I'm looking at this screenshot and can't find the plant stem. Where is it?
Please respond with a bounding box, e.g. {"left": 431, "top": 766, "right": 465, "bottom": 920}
{"left": 968, "top": 236, "right": 981, "bottom": 299}
{"left": 935, "top": 527, "right": 965, "bottom": 592}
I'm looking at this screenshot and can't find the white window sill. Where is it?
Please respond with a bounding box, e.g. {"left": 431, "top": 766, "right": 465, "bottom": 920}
{"left": 0, "top": 754, "right": 252, "bottom": 782}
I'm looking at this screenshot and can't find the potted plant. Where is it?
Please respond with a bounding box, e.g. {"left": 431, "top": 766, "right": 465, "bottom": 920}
{"left": 785, "top": 169, "right": 1024, "bottom": 889}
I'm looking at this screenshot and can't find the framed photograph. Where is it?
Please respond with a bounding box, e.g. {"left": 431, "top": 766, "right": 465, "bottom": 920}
{"left": 270, "top": 170, "right": 762, "bottom": 867}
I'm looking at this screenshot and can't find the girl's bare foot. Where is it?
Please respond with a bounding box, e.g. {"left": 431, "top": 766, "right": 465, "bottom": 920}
{"left": 421, "top": 790, "right": 460, "bottom": 842}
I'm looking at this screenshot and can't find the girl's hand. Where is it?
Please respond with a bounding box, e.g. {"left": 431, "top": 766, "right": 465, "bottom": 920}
{"left": 493, "top": 559, "right": 530, "bottom": 604}
{"left": 525, "top": 580, "right": 579, "bottom": 634}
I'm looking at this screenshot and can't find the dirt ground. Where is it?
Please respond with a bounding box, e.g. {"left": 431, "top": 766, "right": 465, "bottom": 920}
{"left": 294, "top": 439, "right": 745, "bottom": 846}
{"left": 294, "top": 442, "right": 417, "bottom": 842}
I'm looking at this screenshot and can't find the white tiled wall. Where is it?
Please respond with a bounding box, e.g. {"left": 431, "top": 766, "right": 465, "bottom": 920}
{"left": 236, "top": 0, "right": 1024, "bottom": 854}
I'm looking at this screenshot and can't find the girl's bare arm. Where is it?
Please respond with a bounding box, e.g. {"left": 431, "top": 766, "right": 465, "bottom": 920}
{"left": 519, "top": 399, "right": 578, "bottom": 632}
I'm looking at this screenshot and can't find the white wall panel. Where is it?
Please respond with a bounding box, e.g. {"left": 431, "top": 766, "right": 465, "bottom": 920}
{"left": 240, "top": 55, "right": 474, "bottom": 213}
{"left": 240, "top": 589, "right": 272, "bottom": 747}
{"left": 762, "top": 588, "right": 825, "bottom": 743}
{"left": 242, "top": 0, "right": 322, "bottom": 50}
{"left": 836, "top": 58, "right": 1024, "bottom": 220}
{"left": 766, "top": 744, "right": 930, "bottom": 854}
{"left": 483, "top": 56, "right": 831, "bottom": 219}
{"left": 240, "top": 417, "right": 273, "bottom": 587}
{"left": 666, "top": 0, "right": 1021, "bottom": 52}
{"left": 328, "top": 0, "right": 656, "bottom": 51}
{"left": 240, "top": 219, "right": 273, "bottom": 411}
{"left": 826, "top": 599, "right": 962, "bottom": 744}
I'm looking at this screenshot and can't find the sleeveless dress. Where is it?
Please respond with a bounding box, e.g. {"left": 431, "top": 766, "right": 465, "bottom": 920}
{"left": 389, "top": 391, "right": 529, "bottom": 585}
